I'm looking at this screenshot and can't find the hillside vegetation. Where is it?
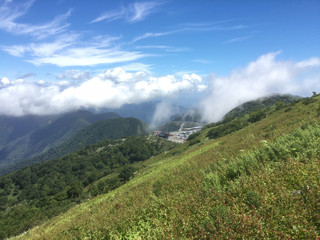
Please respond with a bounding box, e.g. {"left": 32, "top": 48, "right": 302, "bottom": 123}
{"left": 7, "top": 94, "right": 320, "bottom": 239}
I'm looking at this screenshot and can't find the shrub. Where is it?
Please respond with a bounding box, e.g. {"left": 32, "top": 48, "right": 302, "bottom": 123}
{"left": 188, "top": 138, "right": 201, "bottom": 146}
{"left": 245, "top": 191, "right": 261, "bottom": 208}
{"left": 119, "top": 165, "right": 135, "bottom": 182}
{"left": 152, "top": 180, "right": 163, "bottom": 197}
{"left": 187, "top": 131, "right": 200, "bottom": 141}
{"left": 248, "top": 109, "right": 266, "bottom": 123}
{"left": 207, "top": 119, "right": 248, "bottom": 139}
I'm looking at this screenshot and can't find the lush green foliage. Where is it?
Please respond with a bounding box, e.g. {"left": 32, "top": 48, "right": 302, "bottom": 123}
{"left": 0, "top": 136, "right": 176, "bottom": 239}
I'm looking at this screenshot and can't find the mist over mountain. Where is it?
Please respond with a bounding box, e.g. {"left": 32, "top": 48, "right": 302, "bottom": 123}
{"left": 99, "top": 101, "right": 186, "bottom": 124}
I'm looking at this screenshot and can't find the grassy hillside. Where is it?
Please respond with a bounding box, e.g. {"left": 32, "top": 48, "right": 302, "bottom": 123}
{"left": 9, "top": 95, "right": 320, "bottom": 239}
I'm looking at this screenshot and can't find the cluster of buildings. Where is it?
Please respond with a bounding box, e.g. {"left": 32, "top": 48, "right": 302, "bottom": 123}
{"left": 153, "top": 126, "right": 202, "bottom": 143}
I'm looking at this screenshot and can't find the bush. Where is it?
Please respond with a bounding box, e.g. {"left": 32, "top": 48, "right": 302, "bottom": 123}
{"left": 119, "top": 165, "right": 135, "bottom": 182}
{"left": 188, "top": 138, "right": 201, "bottom": 146}
{"left": 187, "top": 131, "right": 200, "bottom": 141}
{"left": 207, "top": 119, "right": 248, "bottom": 139}
{"left": 245, "top": 191, "right": 261, "bottom": 208}
{"left": 248, "top": 109, "right": 266, "bottom": 123}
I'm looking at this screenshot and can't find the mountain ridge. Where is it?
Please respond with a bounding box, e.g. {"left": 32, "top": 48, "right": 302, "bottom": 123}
{"left": 0, "top": 110, "right": 121, "bottom": 175}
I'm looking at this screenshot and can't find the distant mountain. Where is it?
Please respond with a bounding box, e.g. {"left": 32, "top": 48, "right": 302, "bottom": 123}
{"left": 1, "top": 117, "right": 148, "bottom": 175}
{"left": 0, "top": 110, "right": 121, "bottom": 175}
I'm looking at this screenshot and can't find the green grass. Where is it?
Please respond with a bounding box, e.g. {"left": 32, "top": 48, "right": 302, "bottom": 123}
{"left": 11, "top": 96, "right": 320, "bottom": 239}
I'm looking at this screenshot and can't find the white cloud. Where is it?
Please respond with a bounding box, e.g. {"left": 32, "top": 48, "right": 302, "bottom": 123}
{"left": 1, "top": 77, "right": 10, "bottom": 85}
{"left": 132, "top": 30, "right": 177, "bottom": 43}
{"left": 197, "top": 84, "right": 207, "bottom": 92}
{"left": 90, "top": 9, "right": 126, "bottom": 23}
{"left": 129, "top": 2, "right": 161, "bottom": 23}
{"left": 132, "top": 22, "right": 247, "bottom": 43}
{"left": 224, "top": 35, "right": 252, "bottom": 44}
{"left": 136, "top": 45, "right": 190, "bottom": 53}
{"left": 90, "top": 1, "right": 161, "bottom": 24}
{"left": 182, "top": 73, "right": 202, "bottom": 83}
{"left": 0, "top": 68, "right": 204, "bottom": 116}
{"left": 192, "top": 59, "right": 213, "bottom": 64}
{"left": 57, "top": 70, "right": 91, "bottom": 81}
{"left": 200, "top": 52, "right": 320, "bottom": 123}
{"left": 120, "top": 62, "right": 152, "bottom": 72}
{"left": 28, "top": 48, "right": 147, "bottom": 67}
{"left": 3, "top": 33, "right": 79, "bottom": 58}
{"left": 3, "top": 34, "right": 146, "bottom": 67}
{"left": 0, "top": 0, "right": 71, "bottom": 39}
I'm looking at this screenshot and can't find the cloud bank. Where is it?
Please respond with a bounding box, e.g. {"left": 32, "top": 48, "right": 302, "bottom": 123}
{"left": 0, "top": 68, "right": 203, "bottom": 116}
{"left": 200, "top": 52, "right": 320, "bottom": 123}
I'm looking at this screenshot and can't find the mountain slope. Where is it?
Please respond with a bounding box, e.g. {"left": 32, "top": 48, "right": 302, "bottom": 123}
{"left": 1, "top": 117, "right": 147, "bottom": 175}
{"left": 9, "top": 95, "right": 320, "bottom": 239}
{"left": 0, "top": 111, "right": 121, "bottom": 175}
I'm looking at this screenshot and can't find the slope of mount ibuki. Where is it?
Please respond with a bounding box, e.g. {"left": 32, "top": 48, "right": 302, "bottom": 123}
{"left": 12, "top": 96, "right": 320, "bottom": 239}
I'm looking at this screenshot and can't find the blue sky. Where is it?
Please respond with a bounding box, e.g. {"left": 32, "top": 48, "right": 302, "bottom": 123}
{"left": 0, "top": 0, "right": 320, "bottom": 121}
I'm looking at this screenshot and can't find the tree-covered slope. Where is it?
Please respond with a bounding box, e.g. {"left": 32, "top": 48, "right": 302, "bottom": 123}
{"left": 4, "top": 118, "right": 149, "bottom": 175}
{"left": 0, "top": 110, "right": 121, "bottom": 175}
{"left": 8, "top": 94, "right": 320, "bottom": 239}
